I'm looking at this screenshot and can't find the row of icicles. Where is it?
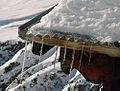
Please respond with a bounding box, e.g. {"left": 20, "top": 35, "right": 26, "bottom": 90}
{"left": 7, "top": 36, "right": 93, "bottom": 91}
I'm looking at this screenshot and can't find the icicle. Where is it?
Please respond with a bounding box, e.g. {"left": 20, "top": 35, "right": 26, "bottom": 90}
{"left": 88, "top": 45, "right": 92, "bottom": 64}
{"left": 54, "top": 46, "right": 59, "bottom": 68}
{"left": 68, "top": 45, "right": 75, "bottom": 91}
{"left": 20, "top": 41, "right": 28, "bottom": 84}
{"left": 28, "top": 37, "right": 34, "bottom": 60}
{"left": 69, "top": 48, "right": 75, "bottom": 76}
{"left": 6, "top": 41, "right": 29, "bottom": 91}
{"left": 38, "top": 37, "right": 44, "bottom": 63}
{"left": 79, "top": 42, "right": 85, "bottom": 70}
{"left": 62, "top": 40, "right": 68, "bottom": 65}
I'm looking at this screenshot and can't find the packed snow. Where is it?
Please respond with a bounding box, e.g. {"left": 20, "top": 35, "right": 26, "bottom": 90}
{"left": 31, "top": 0, "right": 120, "bottom": 43}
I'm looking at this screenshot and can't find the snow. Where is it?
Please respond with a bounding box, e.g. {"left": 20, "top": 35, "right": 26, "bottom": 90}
{"left": 0, "top": 0, "right": 104, "bottom": 90}
{"left": 31, "top": 0, "right": 120, "bottom": 43}
{"left": 0, "top": 0, "right": 59, "bottom": 42}
{"left": 0, "top": 43, "right": 94, "bottom": 91}
{"left": 0, "top": 40, "right": 25, "bottom": 66}
{"left": 0, "top": 43, "right": 101, "bottom": 91}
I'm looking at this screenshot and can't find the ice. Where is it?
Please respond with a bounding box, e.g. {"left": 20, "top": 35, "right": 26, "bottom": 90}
{"left": 62, "top": 41, "right": 67, "bottom": 65}
{"left": 20, "top": 41, "right": 28, "bottom": 83}
{"left": 31, "top": 0, "right": 120, "bottom": 43}
{"left": 88, "top": 45, "right": 92, "bottom": 64}
{"left": 28, "top": 38, "right": 34, "bottom": 61}
{"left": 68, "top": 47, "right": 75, "bottom": 90}
{"left": 79, "top": 42, "right": 85, "bottom": 70}
{"left": 54, "top": 46, "right": 59, "bottom": 68}
{"left": 39, "top": 38, "right": 44, "bottom": 63}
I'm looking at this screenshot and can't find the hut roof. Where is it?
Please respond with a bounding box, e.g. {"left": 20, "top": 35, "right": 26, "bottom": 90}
{"left": 30, "top": 0, "right": 120, "bottom": 43}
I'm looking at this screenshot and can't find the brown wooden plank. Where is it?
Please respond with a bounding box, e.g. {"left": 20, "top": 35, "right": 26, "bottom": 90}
{"left": 19, "top": 32, "right": 120, "bottom": 57}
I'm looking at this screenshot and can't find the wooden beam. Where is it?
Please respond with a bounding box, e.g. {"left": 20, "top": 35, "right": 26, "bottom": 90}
{"left": 19, "top": 31, "right": 120, "bottom": 57}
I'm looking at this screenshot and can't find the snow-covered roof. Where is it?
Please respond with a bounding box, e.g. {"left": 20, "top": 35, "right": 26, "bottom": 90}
{"left": 31, "top": 0, "right": 120, "bottom": 43}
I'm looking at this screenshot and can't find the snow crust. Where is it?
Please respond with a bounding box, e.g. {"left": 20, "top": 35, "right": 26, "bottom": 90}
{"left": 31, "top": 0, "right": 120, "bottom": 42}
